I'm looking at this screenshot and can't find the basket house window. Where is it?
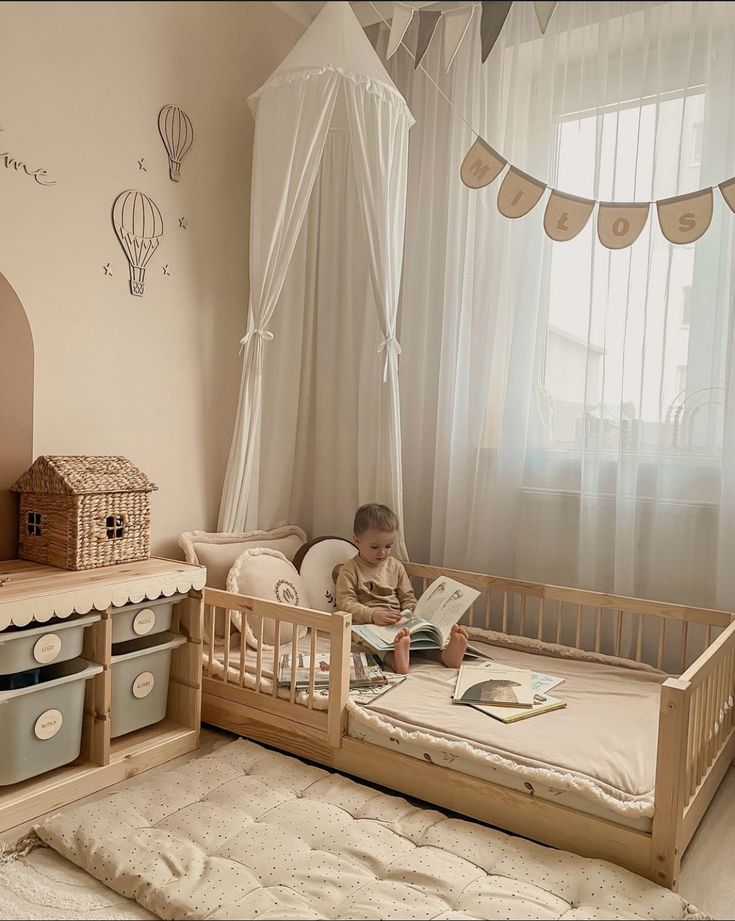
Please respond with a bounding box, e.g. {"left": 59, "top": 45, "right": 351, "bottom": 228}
{"left": 26, "top": 512, "right": 42, "bottom": 536}
{"left": 106, "top": 515, "right": 126, "bottom": 539}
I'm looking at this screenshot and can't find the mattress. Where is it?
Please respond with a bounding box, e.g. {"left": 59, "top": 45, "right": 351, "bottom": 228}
{"left": 34, "top": 739, "right": 710, "bottom": 920}
{"left": 204, "top": 630, "right": 664, "bottom": 828}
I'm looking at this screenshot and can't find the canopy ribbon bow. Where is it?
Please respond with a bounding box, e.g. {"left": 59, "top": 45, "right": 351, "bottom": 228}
{"left": 239, "top": 327, "right": 274, "bottom": 354}
{"left": 377, "top": 334, "right": 402, "bottom": 382}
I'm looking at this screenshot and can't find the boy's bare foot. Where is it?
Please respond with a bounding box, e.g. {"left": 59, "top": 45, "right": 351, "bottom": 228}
{"left": 392, "top": 627, "right": 411, "bottom": 674}
{"left": 442, "top": 624, "right": 469, "bottom": 669}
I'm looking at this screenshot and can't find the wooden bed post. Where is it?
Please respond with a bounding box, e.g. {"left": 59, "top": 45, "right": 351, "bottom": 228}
{"left": 650, "top": 677, "right": 690, "bottom": 889}
{"left": 327, "top": 612, "right": 352, "bottom": 747}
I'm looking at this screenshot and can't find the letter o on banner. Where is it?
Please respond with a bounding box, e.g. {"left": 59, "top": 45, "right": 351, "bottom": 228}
{"left": 544, "top": 190, "right": 595, "bottom": 241}
{"left": 656, "top": 188, "right": 713, "bottom": 244}
{"left": 497, "top": 166, "right": 547, "bottom": 218}
{"left": 460, "top": 138, "right": 507, "bottom": 190}
{"left": 597, "top": 202, "right": 650, "bottom": 249}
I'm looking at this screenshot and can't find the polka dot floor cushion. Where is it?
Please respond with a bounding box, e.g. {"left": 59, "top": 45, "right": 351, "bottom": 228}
{"left": 178, "top": 526, "right": 307, "bottom": 590}
{"left": 292, "top": 536, "right": 358, "bottom": 613}
{"left": 226, "top": 547, "right": 309, "bottom": 648}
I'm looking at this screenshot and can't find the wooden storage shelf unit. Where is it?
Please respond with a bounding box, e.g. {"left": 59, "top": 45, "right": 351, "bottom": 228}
{"left": 0, "top": 557, "right": 206, "bottom": 833}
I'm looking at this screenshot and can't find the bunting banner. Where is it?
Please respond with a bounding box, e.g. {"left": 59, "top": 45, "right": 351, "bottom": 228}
{"left": 481, "top": 1, "right": 512, "bottom": 63}
{"left": 497, "top": 167, "right": 546, "bottom": 218}
{"left": 461, "top": 134, "right": 735, "bottom": 250}
{"left": 657, "top": 189, "right": 713, "bottom": 244}
{"left": 387, "top": 3, "right": 414, "bottom": 60}
{"left": 443, "top": 6, "right": 475, "bottom": 72}
{"left": 544, "top": 191, "right": 595, "bottom": 241}
{"left": 534, "top": 1, "right": 558, "bottom": 34}
{"left": 597, "top": 202, "right": 650, "bottom": 249}
{"left": 364, "top": 22, "right": 382, "bottom": 50}
{"left": 415, "top": 10, "right": 441, "bottom": 69}
{"left": 460, "top": 138, "right": 507, "bottom": 189}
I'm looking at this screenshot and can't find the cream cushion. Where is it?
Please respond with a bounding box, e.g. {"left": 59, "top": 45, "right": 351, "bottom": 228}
{"left": 292, "top": 536, "right": 358, "bottom": 613}
{"left": 226, "top": 548, "right": 309, "bottom": 648}
{"left": 35, "top": 739, "right": 708, "bottom": 921}
{"left": 178, "top": 526, "right": 306, "bottom": 590}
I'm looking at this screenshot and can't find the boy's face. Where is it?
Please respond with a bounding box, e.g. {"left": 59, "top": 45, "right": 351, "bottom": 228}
{"left": 354, "top": 528, "right": 396, "bottom": 566}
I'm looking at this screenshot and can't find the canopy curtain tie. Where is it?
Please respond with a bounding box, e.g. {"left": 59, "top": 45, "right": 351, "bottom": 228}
{"left": 239, "top": 327, "right": 275, "bottom": 354}
{"left": 377, "top": 334, "right": 402, "bottom": 382}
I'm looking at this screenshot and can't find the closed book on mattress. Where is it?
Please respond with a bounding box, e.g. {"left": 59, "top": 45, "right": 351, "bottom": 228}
{"left": 472, "top": 693, "right": 567, "bottom": 723}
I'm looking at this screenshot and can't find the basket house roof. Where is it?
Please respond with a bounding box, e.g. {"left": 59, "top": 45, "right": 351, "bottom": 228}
{"left": 11, "top": 456, "right": 158, "bottom": 496}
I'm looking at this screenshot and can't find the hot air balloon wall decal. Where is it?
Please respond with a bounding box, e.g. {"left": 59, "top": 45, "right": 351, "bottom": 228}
{"left": 111, "top": 190, "right": 164, "bottom": 297}
{"left": 158, "top": 104, "right": 194, "bottom": 181}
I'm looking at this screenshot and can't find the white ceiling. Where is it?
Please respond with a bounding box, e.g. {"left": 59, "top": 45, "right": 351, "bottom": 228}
{"left": 273, "top": 1, "right": 438, "bottom": 29}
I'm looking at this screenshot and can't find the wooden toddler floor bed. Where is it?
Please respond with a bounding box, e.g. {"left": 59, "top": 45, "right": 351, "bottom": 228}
{"left": 199, "top": 561, "right": 735, "bottom": 891}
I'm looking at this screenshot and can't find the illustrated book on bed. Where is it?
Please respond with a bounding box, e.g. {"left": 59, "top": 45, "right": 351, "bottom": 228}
{"left": 453, "top": 663, "right": 535, "bottom": 708}
{"left": 278, "top": 651, "right": 388, "bottom": 689}
{"left": 351, "top": 576, "right": 481, "bottom": 652}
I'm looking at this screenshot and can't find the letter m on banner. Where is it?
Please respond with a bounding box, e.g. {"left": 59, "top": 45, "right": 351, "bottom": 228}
{"left": 461, "top": 137, "right": 507, "bottom": 189}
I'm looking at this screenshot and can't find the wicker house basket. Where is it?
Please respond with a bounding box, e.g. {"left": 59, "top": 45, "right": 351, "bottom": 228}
{"left": 11, "top": 456, "right": 157, "bottom": 571}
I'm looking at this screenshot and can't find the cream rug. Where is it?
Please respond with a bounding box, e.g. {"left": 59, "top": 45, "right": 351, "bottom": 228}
{"left": 18, "top": 738, "right": 710, "bottom": 920}
{"left": 0, "top": 838, "right": 154, "bottom": 920}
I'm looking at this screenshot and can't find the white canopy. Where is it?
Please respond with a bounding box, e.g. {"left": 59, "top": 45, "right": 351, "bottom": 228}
{"left": 219, "top": 1, "right": 413, "bottom": 555}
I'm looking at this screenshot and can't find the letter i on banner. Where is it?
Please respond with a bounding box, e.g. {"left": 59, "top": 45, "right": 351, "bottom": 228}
{"left": 544, "top": 190, "right": 595, "bottom": 241}
{"left": 460, "top": 138, "right": 507, "bottom": 189}
{"left": 597, "top": 202, "right": 650, "bottom": 249}
{"left": 497, "top": 166, "right": 547, "bottom": 218}
{"left": 656, "top": 188, "right": 713, "bottom": 244}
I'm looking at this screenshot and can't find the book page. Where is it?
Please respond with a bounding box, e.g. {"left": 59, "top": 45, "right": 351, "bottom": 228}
{"left": 415, "top": 577, "right": 480, "bottom": 644}
{"left": 358, "top": 616, "right": 440, "bottom": 647}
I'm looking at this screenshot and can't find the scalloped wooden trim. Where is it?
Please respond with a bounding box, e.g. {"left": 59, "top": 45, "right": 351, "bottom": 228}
{"left": 0, "top": 568, "right": 206, "bottom": 631}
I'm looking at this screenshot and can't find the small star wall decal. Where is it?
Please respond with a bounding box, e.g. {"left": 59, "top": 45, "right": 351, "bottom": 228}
{"left": 178, "top": 216, "right": 187, "bottom": 229}
{"left": 137, "top": 157, "right": 147, "bottom": 171}
{"left": 103, "top": 262, "right": 112, "bottom": 276}
{"left": 162, "top": 264, "right": 171, "bottom": 276}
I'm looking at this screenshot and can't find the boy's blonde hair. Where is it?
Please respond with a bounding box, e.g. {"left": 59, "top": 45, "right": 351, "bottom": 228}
{"left": 353, "top": 503, "right": 398, "bottom": 536}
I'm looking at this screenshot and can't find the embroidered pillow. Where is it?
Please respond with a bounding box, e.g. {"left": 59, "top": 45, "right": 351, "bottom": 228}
{"left": 292, "top": 536, "right": 358, "bottom": 613}
{"left": 179, "top": 526, "right": 307, "bottom": 588}
{"left": 226, "top": 548, "right": 309, "bottom": 648}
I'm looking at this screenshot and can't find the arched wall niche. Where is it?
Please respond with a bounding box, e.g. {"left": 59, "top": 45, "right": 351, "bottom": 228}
{"left": 0, "top": 272, "right": 34, "bottom": 561}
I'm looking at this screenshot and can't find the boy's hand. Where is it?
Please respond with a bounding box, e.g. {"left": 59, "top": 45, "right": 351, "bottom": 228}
{"left": 371, "top": 609, "right": 403, "bottom": 626}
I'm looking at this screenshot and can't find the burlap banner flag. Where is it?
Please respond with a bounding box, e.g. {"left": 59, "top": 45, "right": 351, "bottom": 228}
{"left": 719, "top": 178, "right": 735, "bottom": 214}
{"left": 460, "top": 138, "right": 507, "bottom": 189}
{"left": 597, "top": 201, "right": 650, "bottom": 249}
{"left": 497, "top": 166, "right": 546, "bottom": 218}
{"left": 657, "top": 188, "right": 713, "bottom": 244}
{"left": 544, "top": 190, "right": 595, "bottom": 241}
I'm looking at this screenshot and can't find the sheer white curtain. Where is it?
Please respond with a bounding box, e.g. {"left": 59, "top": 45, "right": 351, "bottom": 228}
{"left": 387, "top": 1, "right": 735, "bottom": 609}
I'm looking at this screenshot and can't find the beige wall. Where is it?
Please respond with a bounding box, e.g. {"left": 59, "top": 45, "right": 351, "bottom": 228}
{"left": 0, "top": 1, "right": 304, "bottom": 559}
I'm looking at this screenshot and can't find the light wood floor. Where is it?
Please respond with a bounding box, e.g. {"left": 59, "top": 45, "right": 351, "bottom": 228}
{"left": 4, "top": 726, "right": 733, "bottom": 920}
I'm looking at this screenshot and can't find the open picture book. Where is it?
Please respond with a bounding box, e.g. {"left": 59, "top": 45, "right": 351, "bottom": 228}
{"left": 453, "top": 663, "right": 535, "bottom": 708}
{"left": 351, "top": 575, "right": 481, "bottom": 653}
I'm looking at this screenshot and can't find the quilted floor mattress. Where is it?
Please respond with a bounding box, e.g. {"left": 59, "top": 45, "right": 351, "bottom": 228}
{"left": 34, "top": 739, "right": 708, "bottom": 920}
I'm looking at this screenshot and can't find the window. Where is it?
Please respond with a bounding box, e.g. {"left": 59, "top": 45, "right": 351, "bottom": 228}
{"left": 691, "top": 121, "right": 703, "bottom": 167}
{"left": 26, "top": 512, "right": 41, "bottom": 536}
{"left": 105, "top": 515, "right": 126, "bottom": 539}
{"left": 538, "top": 88, "right": 718, "bottom": 456}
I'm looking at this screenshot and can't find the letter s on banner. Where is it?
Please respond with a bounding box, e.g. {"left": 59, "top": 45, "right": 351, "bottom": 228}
{"left": 544, "top": 190, "right": 595, "bottom": 241}
{"left": 656, "top": 188, "right": 713, "bottom": 244}
{"left": 460, "top": 138, "right": 507, "bottom": 189}
{"left": 597, "top": 202, "right": 650, "bottom": 249}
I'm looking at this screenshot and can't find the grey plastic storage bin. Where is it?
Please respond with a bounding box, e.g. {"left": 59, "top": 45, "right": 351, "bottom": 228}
{"left": 0, "top": 658, "right": 103, "bottom": 786}
{"left": 0, "top": 612, "right": 102, "bottom": 676}
{"left": 110, "top": 593, "right": 188, "bottom": 644}
{"left": 110, "top": 632, "right": 187, "bottom": 738}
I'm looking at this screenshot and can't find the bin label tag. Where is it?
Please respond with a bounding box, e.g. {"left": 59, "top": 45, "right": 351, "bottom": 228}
{"left": 133, "top": 671, "right": 155, "bottom": 698}
{"left": 133, "top": 609, "right": 156, "bottom": 635}
{"left": 35, "top": 708, "right": 63, "bottom": 740}
{"left": 33, "top": 633, "right": 62, "bottom": 664}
